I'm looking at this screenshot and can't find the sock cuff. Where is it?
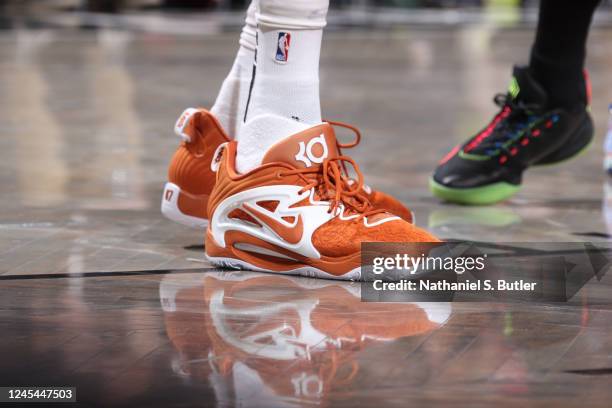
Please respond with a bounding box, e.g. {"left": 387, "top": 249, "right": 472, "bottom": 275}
{"left": 257, "top": 0, "right": 329, "bottom": 30}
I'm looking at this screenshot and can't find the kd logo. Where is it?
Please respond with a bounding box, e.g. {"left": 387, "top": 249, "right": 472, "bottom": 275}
{"left": 294, "top": 134, "right": 328, "bottom": 167}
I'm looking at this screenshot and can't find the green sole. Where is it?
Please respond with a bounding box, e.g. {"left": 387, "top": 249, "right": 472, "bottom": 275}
{"left": 429, "top": 178, "right": 521, "bottom": 205}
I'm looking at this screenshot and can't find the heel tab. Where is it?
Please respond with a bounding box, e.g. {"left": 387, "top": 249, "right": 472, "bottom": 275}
{"left": 174, "top": 107, "right": 200, "bottom": 142}
{"left": 211, "top": 142, "right": 229, "bottom": 173}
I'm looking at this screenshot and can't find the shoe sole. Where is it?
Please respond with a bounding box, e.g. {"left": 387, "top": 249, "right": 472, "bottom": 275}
{"left": 161, "top": 182, "right": 209, "bottom": 228}
{"left": 205, "top": 254, "right": 362, "bottom": 281}
{"left": 205, "top": 230, "right": 362, "bottom": 280}
{"left": 429, "top": 178, "right": 521, "bottom": 205}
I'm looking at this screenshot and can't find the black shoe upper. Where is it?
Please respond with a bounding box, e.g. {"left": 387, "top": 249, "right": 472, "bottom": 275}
{"left": 433, "top": 66, "right": 592, "bottom": 189}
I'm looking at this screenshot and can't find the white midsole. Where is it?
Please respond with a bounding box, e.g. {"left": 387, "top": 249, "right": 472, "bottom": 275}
{"left": 205, "top": 254, "right": 362, "bottom": 281}
{"left": 161, "top": 182, "right": 209, "bottom": 229}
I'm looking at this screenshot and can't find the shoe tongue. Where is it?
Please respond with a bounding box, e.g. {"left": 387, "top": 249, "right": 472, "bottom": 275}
{"left": 262, "top": 123, "right": 340, "bottom": 169}
{"left": 509, "top": 66, "right": 548, "bottom": 107}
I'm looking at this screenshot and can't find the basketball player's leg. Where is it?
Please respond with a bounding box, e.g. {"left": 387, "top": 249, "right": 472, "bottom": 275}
{"left": 235, "top": 0, "right": 328, "bottom": 173}
{"left": 210, "top": 0, "right": 258, "bottom": 137}
{"left": 162, "top": 0, "right": 415, "bottom": 229}
{"left": 203, "top": 0, "right": 439, "bottom": 279}
{"left": 233, "top": 0, "right": 414, "bottom": 221}
{"left": 530, "top": 0, "right": 601, "bottom": 110}
{"left": 431, "top": 0, "right": 601, "bottom": 205}
{"left": 161, "top": 1, "right": 258, "bottom": 227}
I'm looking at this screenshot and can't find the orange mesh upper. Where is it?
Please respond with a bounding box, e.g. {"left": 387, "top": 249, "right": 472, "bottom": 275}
{"left": 312, "top": 216, "right": 440, "bottom": 258}
{"left": 366, "top": 190, "right": 413, "bottom": 223}
{"left": 168, "top": 111, "right": 229, "bottom": 190}
{"left": 167, "top": 109, "right": 230, "bottom": 219}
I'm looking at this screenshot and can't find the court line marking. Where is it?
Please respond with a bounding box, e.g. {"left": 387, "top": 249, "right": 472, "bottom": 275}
{"left": 0, "top": 267, "right": 219, "bottom": 281}
{"left": 564, "top": 368, "right": 612, "bottom": 375}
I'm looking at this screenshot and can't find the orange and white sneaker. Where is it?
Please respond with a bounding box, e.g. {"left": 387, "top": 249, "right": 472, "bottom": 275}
{"left": 204, "top": 123, "right": 440, "bottom": 280}
{"left": 161, "top": 108, "right": 413, "bottom": 228}
{"left": 161, "top": 108, "right": 229, "bottom": 228}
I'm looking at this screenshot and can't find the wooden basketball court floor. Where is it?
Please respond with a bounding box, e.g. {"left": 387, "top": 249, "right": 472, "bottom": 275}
{"left": 1, "top": 24, "right": 612, "bottom": 407}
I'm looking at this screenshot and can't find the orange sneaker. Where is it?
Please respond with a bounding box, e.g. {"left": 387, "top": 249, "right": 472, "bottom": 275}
{"left": 204, "top": 123, "right": 439, "bottom": 280}
{"left": 161, "top": 108, "right": 230, "bottom": 228}
{"left": 161, "top": 108, "right": 413, "bottom": 228}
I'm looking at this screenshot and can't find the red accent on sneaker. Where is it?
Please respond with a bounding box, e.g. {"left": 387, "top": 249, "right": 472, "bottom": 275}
{"left": 464, "top": 107, "right": 511, "bottom": 153}
{"left": 439, "top": 145, "right": 460, "bottom": 165}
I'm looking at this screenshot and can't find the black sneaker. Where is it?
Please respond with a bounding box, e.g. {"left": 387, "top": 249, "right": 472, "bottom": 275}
{"left": 430, "top": 66, "right": 594, "bottom": 205}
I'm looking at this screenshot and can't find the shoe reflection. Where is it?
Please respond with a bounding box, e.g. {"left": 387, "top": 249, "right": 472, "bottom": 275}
{"left": 160, "top": 272, "right": 451, "bottom": 406}
{"left": 428, "top": 206, "right": 521, "bottom": 229}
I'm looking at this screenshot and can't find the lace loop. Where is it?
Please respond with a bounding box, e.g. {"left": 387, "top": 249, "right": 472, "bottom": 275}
{"left": 278, "top": 156, "right": 384, "bottom": 221}
{"left": 493, "top": 93, "right": 540, "bottom": 114}
{"left": 325, "top": 119, "right": 362, "bottom": 149}
{"left": 473, "top": 92, "right": 544, "bottom": 153}
{"left": 324, "top": 119, "right": 366, "bottom": 180}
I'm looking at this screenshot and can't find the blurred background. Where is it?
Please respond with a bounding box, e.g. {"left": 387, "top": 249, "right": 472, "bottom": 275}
{"left": 4, "top": 0, "right": 612, "bottom": 12}
{"left": 2, "top": 0, "right": 612, "bottom": 32}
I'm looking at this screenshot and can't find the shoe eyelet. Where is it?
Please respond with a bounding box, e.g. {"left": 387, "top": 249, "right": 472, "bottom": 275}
{"left": 510, "top": 147, "right": 518, "bottom": 156}
{"left": 499, "top": 155, "right": 508, "bottom": 164}
{"left": 531, "top": 129, "right": 541, "bottom": 137}
{"left": 521, "top": 138, "right": 529, "bottom": 146}
{"left": 276, "top": 171, "right": 284, "bottom": 179}
{"left": 545, "top": 120, "right": 553, "bottom": 128}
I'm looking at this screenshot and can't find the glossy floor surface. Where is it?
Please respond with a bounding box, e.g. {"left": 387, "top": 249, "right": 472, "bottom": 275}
{"left": 1, "top": 24, "right": 612, "bottom": 407}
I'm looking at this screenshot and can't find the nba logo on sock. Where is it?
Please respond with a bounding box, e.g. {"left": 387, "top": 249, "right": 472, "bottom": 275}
{"left": 275, "top": 32, "right": 291, "bottom": 63}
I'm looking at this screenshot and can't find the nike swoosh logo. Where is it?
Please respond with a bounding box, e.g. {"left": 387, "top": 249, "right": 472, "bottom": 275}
{"left": 242, "top": 203, "right": 303, "bottom": 245}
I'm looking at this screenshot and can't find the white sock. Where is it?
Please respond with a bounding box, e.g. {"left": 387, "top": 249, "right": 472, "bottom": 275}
{"left": 235, "top": 0, "right": 329, "bottom": 174}
{"left": 210, "top": 0, "right": 258, "bottom": 137}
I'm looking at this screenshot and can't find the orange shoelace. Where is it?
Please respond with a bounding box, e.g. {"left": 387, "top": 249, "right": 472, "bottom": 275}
{"left": 326, "top": 119, "right": 362, "bottom": 150}
{"left": 325, "top": 119, "right": 373, "bottom": 188}
{"left": 278, "top": 155, "right": 385, "bottom": 221}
